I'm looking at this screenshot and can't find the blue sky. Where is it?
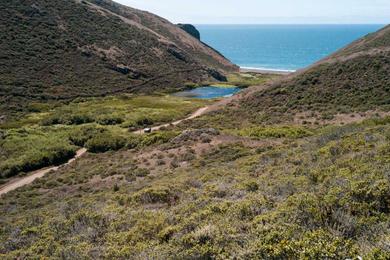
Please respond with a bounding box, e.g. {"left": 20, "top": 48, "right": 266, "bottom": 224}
{"left": 116, "top": 0, "right": 390, "bottom": 24}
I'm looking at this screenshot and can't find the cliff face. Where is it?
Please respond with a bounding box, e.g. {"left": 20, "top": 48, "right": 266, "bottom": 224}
{"left": 177, "top": 24, "right": 201, "bottom": 40}
{"left": 0, "top": 0, "right": 238, "bottom": 113}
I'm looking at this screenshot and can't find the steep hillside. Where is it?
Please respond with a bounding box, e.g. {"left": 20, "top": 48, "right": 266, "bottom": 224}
{"left": 237, "top": 25, "right": 390, "bottom": 124}
{"left": 0, "top": 0, "right": 237, "bottom": 114}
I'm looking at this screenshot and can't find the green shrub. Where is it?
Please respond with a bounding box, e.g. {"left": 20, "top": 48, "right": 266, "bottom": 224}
{"left": 135, "top": 117, "right": 154, "bottom": 127}
{"left": 86, "top": 132, "right": 126, "bottom": 153}
{"left": 97, "top": 116, "right": 123, "bottom": 126}
{"left": 133, "top": 186, "right": 178, "bottom": 204}
{"left": 134, "top": 168, "right": 150, "bottom": 177}
{"left": 124, "top": 131, "right": 178, "bottom": 150}
{"left": 239, "top": 126, "right": 313, "bottom": 139}
{"left": 0, "top": 127, "right": 78, "bottom": 178}
{"left": 41, "top": 114, "right": 93, "bottom": 126}
{"left": 138, "top": 131, "right": 179, "bottom": 147}
{"left": 69, "top": 126, "right": 106, "bottom": 147}
{"left": 244, "top": 181, "right": 259, "bottom": 192}
{"left": 68, "top": 114, "right": 94, "bottom": 125}
{"left": 41, "top": 115, "right": 62, "bottom": 126}
{"left": 364, "top": 116, "right": 390, "bottom": 126}
{"left": 0, "top": 146, "right": 76, "bottom": 178}
{"left": 206, "top": 143, "right": 251, "bottom": 163}
{"left": 247, "top": 229, "right": 358, "bottom": 259}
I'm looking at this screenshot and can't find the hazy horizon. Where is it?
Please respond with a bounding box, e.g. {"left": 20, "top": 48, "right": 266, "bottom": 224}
{"left": 116, "top": 0, "right": 390, "bottom": 24}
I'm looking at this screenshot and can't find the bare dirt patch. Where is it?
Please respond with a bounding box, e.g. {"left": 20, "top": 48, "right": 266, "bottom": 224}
{"left": 293, "top": 110, "right": 390, "bottom": 126}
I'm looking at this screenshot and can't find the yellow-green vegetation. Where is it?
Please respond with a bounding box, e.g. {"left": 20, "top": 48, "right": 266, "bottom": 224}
{"left": 0, "top": 123, "right": 180, "bottom": 179}
{"left": 0, "top": 126, "right": 77, "bottom": 178}
{"left": 0, "top": 95, "right": 207, "bottom": 179}
{"left": 2, "top": 95, "right": 209, "bottom": 129}
{"left": 38, "top": 95, "right": 208, "bottom": 128}
{"left": 201, "top": 72, "right": 279, "bottom": 88}
{"left": 236, "top": 125, "right": 313, "bottom": 139}
{"left": 227, "top": 72, "right": 278, "bottom": 87}
{"left": 1, "top": 1, "right": 389, "bottom": 259}
{"left": 0, "top": 117, "right": 389, "bottom": 258}
{"left": 207, "top": 83, "right": 238, "bottom": 88}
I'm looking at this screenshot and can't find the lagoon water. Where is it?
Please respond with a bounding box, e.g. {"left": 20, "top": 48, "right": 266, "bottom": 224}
{"left": 197, "top": 24, "right": 384, "bottom": 71}
{"left": 173, "top": 86, "right": 241, "bottom": 99}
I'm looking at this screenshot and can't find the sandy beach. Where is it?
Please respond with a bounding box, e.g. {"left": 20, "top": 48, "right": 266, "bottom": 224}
{"left": 240, "top": 67, "right": 294, "bottom": 75}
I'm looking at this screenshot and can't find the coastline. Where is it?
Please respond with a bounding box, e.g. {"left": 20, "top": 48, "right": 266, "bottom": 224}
{"left": 240, "top": 66, "right": 295, "bottom": 75}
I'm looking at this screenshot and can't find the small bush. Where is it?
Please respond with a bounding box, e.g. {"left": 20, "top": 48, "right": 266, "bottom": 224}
{"left": 41, "top": 115, "right": 62, "bottom": 126}
{"left": 113, "top": 184, "right": 120, "bottom": 192}
{"left": 206, "top": 144, "right": 251, "bottom": 163}
{"left": 244, "top": 181, "right": 259, "bottom": 192}
{"left": 86, "top": 132, "right": 126, "bottom": 153}
{"left": 0, "top": 146, "right": 76, "bottom": 178}
{"left": 239, "top": 126, "right": 313, "bottom": 139}
{"left": 68, "top": 114, "right": 94, "bottom": 125}
{"left": 133, "top": 187, "right": 178, "bottom": 204}
{"left": 69, "top": 126, "right": 106, "bottom": 147}
{"left": 139, "top": 131, "right": 179, "bottom": 147}
{"left": 97, "top": 116, "right": 124, "bottom": 126}
{"left": 136, "top": 117, "right": 154, "bottom": 127}
{"left": 41, "top": 114, "right": 93, "bottom": 126}
{"left": 134, "top": 168, "right": 150, "bottom": 177}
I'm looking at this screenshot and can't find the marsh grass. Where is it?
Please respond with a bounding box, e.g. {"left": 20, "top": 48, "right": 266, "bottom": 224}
{"left": 0, "top": 126, "right": 77, "bottom": 178}
{"left": 198, "top": 72, "right": 279, "bottom": 88}
{"left": 226, "top": 73, "right": 279, "bottom": 87}
{"left": 0, "top": 95, "right": 206, "bottom": 179}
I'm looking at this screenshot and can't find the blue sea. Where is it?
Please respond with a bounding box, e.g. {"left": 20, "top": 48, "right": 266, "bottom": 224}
{"left": 197, "top": 24, "right": 384, "bottom": 71}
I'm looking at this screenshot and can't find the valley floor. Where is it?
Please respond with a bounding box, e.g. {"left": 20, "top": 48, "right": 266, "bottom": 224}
{"left": 0, "top": 106, "right": 211, "bottom": 196}
{"left": 0, "top": 73, "right": 389, "bottom": 259}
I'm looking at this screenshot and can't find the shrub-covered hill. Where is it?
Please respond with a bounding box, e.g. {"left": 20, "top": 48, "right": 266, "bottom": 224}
{"left": 0, "top": 118, "right": 390, "bottom": 258}
{"left": 0, "top": 0, "right": 237, "bottom": 114}
{"left": 239, "top": 25, "right": 390, "bottom": 123}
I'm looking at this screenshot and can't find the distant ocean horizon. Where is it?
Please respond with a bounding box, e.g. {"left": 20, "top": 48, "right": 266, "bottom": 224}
{"left": 196, "top": 24, "right": 385, "bottom": 71}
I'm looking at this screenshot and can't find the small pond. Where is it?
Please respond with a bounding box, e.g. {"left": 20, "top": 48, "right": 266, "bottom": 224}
{"left": 173, "top": 86, "right": 241, "bottom": 99}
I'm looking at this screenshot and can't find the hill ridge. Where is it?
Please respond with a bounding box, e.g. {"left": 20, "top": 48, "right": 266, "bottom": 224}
{"left": 0, "top": 0, "right": 237, "bottom": 115}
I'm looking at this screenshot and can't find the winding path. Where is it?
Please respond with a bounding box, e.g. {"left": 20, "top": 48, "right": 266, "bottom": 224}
{"left": 0, "top": 148, "right": 87, "bottom": 196}
{"left": 132, "top": 106, "right": 209, "bottom": 134}
{"left": 0, "top": 106, "right": 210, "bottom": 196}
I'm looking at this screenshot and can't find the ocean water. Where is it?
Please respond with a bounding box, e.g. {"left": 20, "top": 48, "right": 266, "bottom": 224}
{"left": 197, "top": 24, "right": 384, "bottom": 71}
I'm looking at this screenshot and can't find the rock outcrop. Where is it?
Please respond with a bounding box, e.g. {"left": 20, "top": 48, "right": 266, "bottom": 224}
{"left": 177, "top": 24, "right": 201, "bottom": 40}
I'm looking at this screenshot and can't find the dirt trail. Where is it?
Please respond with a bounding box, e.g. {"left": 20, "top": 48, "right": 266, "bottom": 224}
{"left": 0, "top": 106, "right": 211, "bottom": 196}
{"left": 132, "top": 106, "right": 209, "bottom": 134}
{"left": 0, "top": 148, "right": 87, "bottom": 197}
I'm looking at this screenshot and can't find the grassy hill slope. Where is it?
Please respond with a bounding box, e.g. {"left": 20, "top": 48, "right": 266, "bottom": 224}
{"left": 0, "top": 0, "right": 237, "bottom": 115}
